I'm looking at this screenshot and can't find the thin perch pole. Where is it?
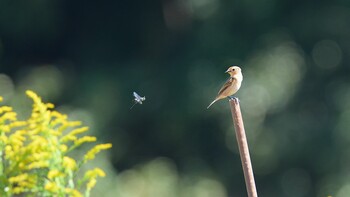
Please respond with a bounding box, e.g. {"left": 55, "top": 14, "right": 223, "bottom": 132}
{"left": 229, "top": 98, "right": 258, "bottom": 197}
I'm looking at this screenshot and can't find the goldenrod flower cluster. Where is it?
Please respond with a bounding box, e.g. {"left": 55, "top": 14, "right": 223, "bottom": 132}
{"left": 0, "top": 91, "right": 112, "bottom": 197}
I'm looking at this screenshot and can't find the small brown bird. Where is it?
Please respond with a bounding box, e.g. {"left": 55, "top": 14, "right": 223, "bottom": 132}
{"left": 207, "top": 66, "right": 243, "bottom": 109}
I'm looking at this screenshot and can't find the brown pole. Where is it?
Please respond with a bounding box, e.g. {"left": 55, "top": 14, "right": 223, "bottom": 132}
{"left": 229, "top": 98, "right": 258, "bottom": 197}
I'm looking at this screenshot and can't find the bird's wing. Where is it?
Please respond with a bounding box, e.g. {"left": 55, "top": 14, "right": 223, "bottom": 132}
{"left": 217, "top": 77, "right": 234, "bottom": 96}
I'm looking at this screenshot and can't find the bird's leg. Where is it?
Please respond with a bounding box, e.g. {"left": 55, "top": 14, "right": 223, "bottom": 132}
{"left": 228, "top": 96, "right": 236, "bottom": 100}
{"left": 228, "top": 96, "right": 239, "bottom": 102}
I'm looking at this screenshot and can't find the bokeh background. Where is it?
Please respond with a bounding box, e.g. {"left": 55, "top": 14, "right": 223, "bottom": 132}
{"left": 1, "top": 0, "right": 350, "bottom": 196}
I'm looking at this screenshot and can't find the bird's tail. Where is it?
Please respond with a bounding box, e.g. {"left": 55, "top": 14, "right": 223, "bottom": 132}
{"left": 207, "top": 98, "right": 219, "bottom": 109}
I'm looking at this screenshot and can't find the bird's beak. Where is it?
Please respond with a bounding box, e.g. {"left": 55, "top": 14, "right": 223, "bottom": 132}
{"left": 225, "top": 69, "right": 230, "bottom": 73}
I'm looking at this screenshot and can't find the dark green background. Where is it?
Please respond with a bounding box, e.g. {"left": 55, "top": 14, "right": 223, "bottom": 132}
{"left": 1, "top": 0, "right": 350, "bottom": 196}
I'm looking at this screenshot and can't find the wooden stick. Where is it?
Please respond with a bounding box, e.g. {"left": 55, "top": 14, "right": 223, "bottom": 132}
{"left": 229, "top": 98, "right": 258, "bottom": 197}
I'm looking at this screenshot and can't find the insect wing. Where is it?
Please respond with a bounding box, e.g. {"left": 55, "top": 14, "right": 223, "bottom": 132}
{"left": 133, "top": 92, "right": 143, "bottom": 104}
{"left": 133, "top": 92, "right": 141, "bottom": 99}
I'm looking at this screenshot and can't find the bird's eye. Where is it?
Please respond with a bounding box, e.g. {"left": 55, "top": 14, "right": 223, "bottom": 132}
{"left": 232, "top": 69, "right": 235, "bottom": 71}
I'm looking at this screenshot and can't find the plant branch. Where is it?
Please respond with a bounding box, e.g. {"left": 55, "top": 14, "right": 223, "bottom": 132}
{"left": 229, "top": 98, "right": 258, "bottom": 197}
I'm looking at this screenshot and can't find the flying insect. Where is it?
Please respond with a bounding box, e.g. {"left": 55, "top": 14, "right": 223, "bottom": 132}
{"left": 130, "top": 92, "right": 146, "bottom": 109}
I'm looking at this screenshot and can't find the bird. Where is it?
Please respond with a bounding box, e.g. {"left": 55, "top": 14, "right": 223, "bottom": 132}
{"left": 207, "top": 66, "right": 243, "bottom": 109}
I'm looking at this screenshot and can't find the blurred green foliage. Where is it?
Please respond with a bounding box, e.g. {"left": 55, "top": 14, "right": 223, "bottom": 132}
{"left": 1, "top": 0, "right": 350, "bottom": 196}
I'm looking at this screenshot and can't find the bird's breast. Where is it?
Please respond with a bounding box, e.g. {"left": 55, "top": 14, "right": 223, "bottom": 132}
{"left": 230, "top": 77, "right": 242, "bottom": 94}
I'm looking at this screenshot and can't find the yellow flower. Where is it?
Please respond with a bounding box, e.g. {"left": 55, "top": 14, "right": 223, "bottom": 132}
{"left": 63, "top": 156, "right": 77, "bottom": 171}
{"left": 0, "top": 125, "right": 10, "bottom": 133}
{"left": 49, "top": 128, "right": 61, "bottom": 136}
{"left": 60, "top": 126, "right": 89, "bottom": 143}
{"left": 0, "top": 90, "right": 112, "bottom": 196}
{"left": 87, "top": 178, "right": 97, "bottom": 190}
{"left": 28, "top": 127, "right": 40, "bottom": 135}
{"left": 51, "top": 111, "right": 67, "bottom": 119}
{"left": 65, "top": 188, "right": 83, "bottom": 197}
{"left": 0, "top": 111, "right": 17, "bottom": 122}
{"left": 8, "top": 130, "right": 27, "bottom": 148}
{"left": 32, "top": 152, "right": 51, "bottom": 161}
{"left": 0, "top": 106, "right": 12, "bottom": 114}
{"left": 28, "top": 136, "right": 48, "bottom": 150}
{"left": 60, "top": 135, "right": 77, "bottom": 143}
{"left": 9, "top": 173, "right": 29, "bottom": 183}
{"left": 18, "top": 162, "right": 26, "bottom": 169}
{"left": 46, "top": 103, "right": 55, "bottom": 109}
{"left": 0, "top": 135, "right": 8, "bottom": 143}
{"left": 27, "top": 161, "right": 49, "bottom": 170}
{"left": 8, "top": 174, "right": 36, "bottom": 193}
{"left": 74, "top": 136, "right": 96, "bottom": 146}
{"left": 12, "top": 187, "right": 25, "bottom": 194}
{"left": 70, "top": 126, "right": 89, "bottom": 136}
{"left": 57, "top": 121, "right": 82, "bottom": 134}
{"left": 85, "top": 168, "right": 106, "bottom": 178}
{"left": 85, "top": 168, "right": 106, "bottom": 191}
{"left": 60, "top": 144, "right": 68, "bottom": 152}
{"left": 67, "top": 121, "right": 82, "bottom": 127}
{"left": 48, "top": 170, "right": 64, "bottom": 179}
{"left": 26, "top": 90, "right": 42, "bottom": 105}
{"left": 9, "top": 121, "right": 27, "bottom": 128}
{"left": 84, "top": 143, "right": 112, "bottom": 162}
{"left": 50, "top": 111, "right": 68, "bottom": 128}
{"left": 45, "top": 181, "right": 59, "bottom": 193}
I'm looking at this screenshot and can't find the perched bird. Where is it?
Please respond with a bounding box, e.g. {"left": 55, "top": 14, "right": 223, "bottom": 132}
{"left": 130, "top": 92, "right": 146, "bottom": 109}
{"left": 207, "top": 66, "right": 243, "bottom": 109}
